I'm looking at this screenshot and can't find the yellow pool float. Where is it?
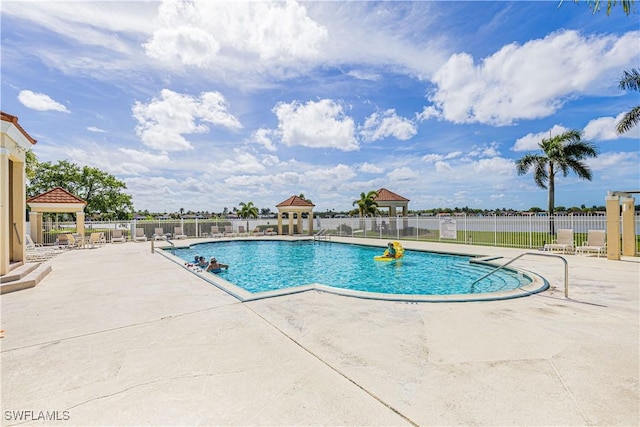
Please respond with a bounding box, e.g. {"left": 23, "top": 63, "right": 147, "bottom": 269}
{"left": 374, "top": 241, "right": 404, "bottom": 261}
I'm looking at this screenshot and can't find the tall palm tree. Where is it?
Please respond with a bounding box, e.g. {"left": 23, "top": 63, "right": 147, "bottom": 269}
{"left": 238, "top": 201, "right": 259, "bottom": 231}
{"left": 516, "top": 130, "right": 598, "bottom": 233}
{"left": 616, "top": 68, "right": 640, "bottom": 134}
{"left": 353, "top": 191, "right": 378, "bottom": 230}
{"left": 298, "top": 193, "right": 313, "bottom": 204}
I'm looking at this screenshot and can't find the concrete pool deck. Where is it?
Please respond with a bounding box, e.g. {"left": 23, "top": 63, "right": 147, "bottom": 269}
{"left": 1, "top": 237, "right": 638, "bottom": 426}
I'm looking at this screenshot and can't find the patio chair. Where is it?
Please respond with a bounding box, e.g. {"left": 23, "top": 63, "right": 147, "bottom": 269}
{"left": 173, "top": 227, "right": 187, "bottom": 239}
{"left": 576, "top": 230, "right": 607, "bottom": 257}
{"left": 265, "top": 227, "right": 277, "bottom": 236}
{"left": 134, "top": 228, "right": 147, "bottom": 242}
{"left": 237, "top": 225, "right": 248, "bottom": 237}
{"left": 543, "top": 229, "right": 575, "bottom": 254}
{"left": 153, "top": 227, "right": 166, "bottom": 241}
{"left": 224, "top": 225, "right": 236, "bottom": 237}
{"left": 25, "top": 234, "right": 62, "bottom": 259}
{"left": 89, "top": 232, "right": 106, "bottom": 247}
{"left": 111, "top": 229, "right": 127, "bottom": 243}
{"left": 251, "top": 227, "right": 265, "bottom": 236}
{"left": 209, "top": 226, "right": 223, "bottom": 238}
{"left": 56, "top": 233, "right": 78, "bottom": 249}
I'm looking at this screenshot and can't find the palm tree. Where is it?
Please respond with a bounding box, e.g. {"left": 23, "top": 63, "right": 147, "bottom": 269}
{"left": 353, "top": 191, "right": 378, "bottom": 230}
{"left": 238, "top": 201, "right": 259, "bottom": 231}
{"left": 616, "top": 68, "right": 640, "bottom": 134}
{"left": 516, "top": 130, "right": 598, "bottom": 233}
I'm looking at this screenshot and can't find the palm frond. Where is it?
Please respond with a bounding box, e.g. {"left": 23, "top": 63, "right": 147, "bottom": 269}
{"left": 616, "top": 105, "right": 640, "bottom": 134}
{"left": 618, "top": 68, "right": 640, "bottom": 92}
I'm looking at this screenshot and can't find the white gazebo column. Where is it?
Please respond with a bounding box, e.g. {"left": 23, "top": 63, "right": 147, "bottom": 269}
{"left": 621, "top": 197, "right": 636, "bottom": 257}
{"left": 308, "top": 211, "right": 314, "bottom": 236}
{"left": 296, "top": 213, "right": 303, "bottom": 235}
{"left": 76, "top": 211, "right": 85, "bottom": 238}
{"left": 30, "top": 211, "right": 42, "bottom": 244}
{"left": 288, "top": 211, "right": 294, "bottom": 236}
{"left": 277, "top": 212, "right": 283, "bottom": 235}
{"left": 605, "top": 195, "right": 620, "bottom": 260}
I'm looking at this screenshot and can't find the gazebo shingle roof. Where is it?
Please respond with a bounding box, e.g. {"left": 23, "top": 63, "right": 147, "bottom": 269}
{"left": 276, "top": 195, "right": 315, "bottom": 207}
{"left": 374, "top": 188, "right": 409, "bottom": 202}
{"left": 27, "top": 187, "right": 87, "bottom": 205}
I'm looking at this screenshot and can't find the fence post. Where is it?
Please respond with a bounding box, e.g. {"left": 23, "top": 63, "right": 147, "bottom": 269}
{"left": 494, "top": 214, "right": 497, "bottom": 247}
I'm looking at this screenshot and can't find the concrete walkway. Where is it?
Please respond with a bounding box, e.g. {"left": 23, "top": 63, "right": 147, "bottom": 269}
{"left": 1, "top": 238, "right": 638, "bottom": 426}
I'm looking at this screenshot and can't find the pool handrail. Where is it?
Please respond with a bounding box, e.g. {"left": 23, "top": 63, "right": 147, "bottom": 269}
{"left": 471, "top": 252, "right": 568, "bottom": 298}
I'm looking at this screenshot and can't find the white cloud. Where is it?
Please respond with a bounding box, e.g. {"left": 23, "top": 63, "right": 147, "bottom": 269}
{"left": 360, "top": 109, "right": 417, "bottom": 142}
{"left": 416, "top": 105, "right": 441, "bottom": 122}
{"left": 250, "top": 128, "right": 278, "bottom": 152}
{"left": 305, "top": 164, "right": 356, "bottom": 183}
{"left": 132, "top": 89, "right": 241, "bottom": 151}
{"left": 17, "top": 90, "right": 69, "bottom": 113}
{"left": 426, "top": 30, "right": 639, "bottom": 125}
{"left": 211, "top": 150, "right": 267, "bottom": 174}
{"left": 273, "top": 99, "right": 358, "bottom": 151}
{"left": 435, "top": 161, "right": 452, "bottom": 173}
{"left": 513, "top": 125, "right": 569, "bottom": 151}
{"left": 87, "top": 126, "right": 106, "bottom": 133}
{"left": 387, "top": 166, "right": 418, "bottom": 181}
{"left": 588, "top": 151, "right": 639, "bottom": 171}
{"left": 473, "top": 157, "right": 515, "bottom": 176}
{"left": 144, "top": 1, "right": 327, "bottom": 68}
{"left": 583, "top": 112, "right": 640, "bottom": 141}
{"left": 346, "top": 70, "right": 381, "bottom": 81}
{"left": 359, "top": 162, "right": 384, "bottom": 174}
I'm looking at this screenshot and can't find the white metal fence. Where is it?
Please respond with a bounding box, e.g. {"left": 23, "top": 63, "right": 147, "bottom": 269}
{"left": 28, "top": 213, "right": 640, "bottom": 254}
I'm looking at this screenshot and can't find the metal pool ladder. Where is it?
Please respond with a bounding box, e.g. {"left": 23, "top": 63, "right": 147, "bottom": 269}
{"left": 470, "top": 252, "right": 569, "bottom": 298}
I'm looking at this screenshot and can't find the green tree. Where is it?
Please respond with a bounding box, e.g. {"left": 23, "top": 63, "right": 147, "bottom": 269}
{"left": 353, "top": 191, "right": 378, "bottom": 230}
{"left": 516, "top": 130, "right": 598, "bottom": 232}
{"left": 27, "top": 159, "right": 134, "bottom": 220}
{"left": 25, "top": 149, "right": 38, "bottom": 180}
{"left": 238, "top": 201, "right": 259, "bottom": 231}
{"left": 616, "top": 68, "right": 640, "bottom": 134}
{"left": 298, "top": 193, "right": 313, "bottom": 204}
{"left": 560, "top": 0, "right": 636, "bottom": 15}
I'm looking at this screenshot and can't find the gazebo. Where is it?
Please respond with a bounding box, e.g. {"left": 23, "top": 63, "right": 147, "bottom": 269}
{"left": 373, "top": 188, "right": 410, "bottom": 232}
{"left": 1, "top": 112, "right": 37, "bottom": 275}
{"left": 27, "top": 187, "right": 87, "bottom": 244}
{"left": 276, "top": 195, "right": 315, "bottom": 236}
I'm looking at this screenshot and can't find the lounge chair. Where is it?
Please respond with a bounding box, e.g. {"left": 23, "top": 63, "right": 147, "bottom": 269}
{"left": 577, "top": 230, "right": 606, "bottom": 257}
{"left": 89, "top": 232, "right": 106, "bottom": 247}
{"left": 25, "top": 234, "right": 62, "bottom": 259}
{"left": 111, "top": 229, "right": 127, "bottom": 243}
{"left": 237, "top": 225, "right": 248, "bottom": 237}
{"left": 543, "top": 229, "right": 574, "bottom": 254}
{"left": 251, "top": 227, "right": 265, "bottom": 236}
{"left": 134, "top": 228, "right": 147, "bottom": 242}
{"left": 224, "top": 225, "right": 236, "bottom": 237}
{"left": 265, "top": 227, "right": 277, "bottom": 236}
{"left": 153, "top": 227, "right": 166, "bottom": 241}
{"left": 209, "top": 226, "right": 223, "bottom": 238}
{"left": 56, "top": 233, "right": 78, "bottom": 249}
{"left": 173, "top": 227, "right": 187, "bottom": 239}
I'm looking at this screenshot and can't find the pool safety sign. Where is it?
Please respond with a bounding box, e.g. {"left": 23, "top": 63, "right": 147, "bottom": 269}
{"left": 439, "top": 218, "right": 457, "bottom": 239}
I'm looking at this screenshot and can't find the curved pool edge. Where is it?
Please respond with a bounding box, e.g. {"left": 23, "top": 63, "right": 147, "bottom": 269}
{"left": 155, "top": 240, "right": 550, "bottom": 303}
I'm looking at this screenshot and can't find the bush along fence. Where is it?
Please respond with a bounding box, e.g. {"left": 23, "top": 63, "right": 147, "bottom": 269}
{"left": 27, "top": 213, "right": 640, "bottom": 254}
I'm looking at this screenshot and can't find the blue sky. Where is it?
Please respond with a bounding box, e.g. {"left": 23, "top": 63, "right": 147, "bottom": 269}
{"left": 1, "top": 1, "right": 638, "bottom": 214}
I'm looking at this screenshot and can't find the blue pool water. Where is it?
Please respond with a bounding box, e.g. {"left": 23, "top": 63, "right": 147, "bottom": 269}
{"left": 171, "top": 241, "right": 531, "bottom": 296}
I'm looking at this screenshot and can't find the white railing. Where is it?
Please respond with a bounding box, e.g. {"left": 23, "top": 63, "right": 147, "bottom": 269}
{"left": 26, "top": 213, "right": 640, "bottom": 254}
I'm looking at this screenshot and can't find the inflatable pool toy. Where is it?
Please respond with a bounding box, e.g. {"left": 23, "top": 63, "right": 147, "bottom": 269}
{"left": 374, "top": 241, "right": 404, "bottom": 261}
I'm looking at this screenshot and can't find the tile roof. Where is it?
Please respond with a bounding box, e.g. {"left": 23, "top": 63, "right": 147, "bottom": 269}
{"left": 276, "top": 195, "right": 315, "bottom": 207}
{"left": 1, "top": 111, "right": 37, "bottom": 145}
{"left": 27, "top": 187, "right": 87, "bottom": 205}
{"left": 374, "top": 188, "right": 410, "bottom": 202}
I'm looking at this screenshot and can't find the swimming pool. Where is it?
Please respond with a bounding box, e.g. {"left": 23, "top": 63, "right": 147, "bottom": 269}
{"left": 169, "top": 240, "right": 542, "bottom": 300}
